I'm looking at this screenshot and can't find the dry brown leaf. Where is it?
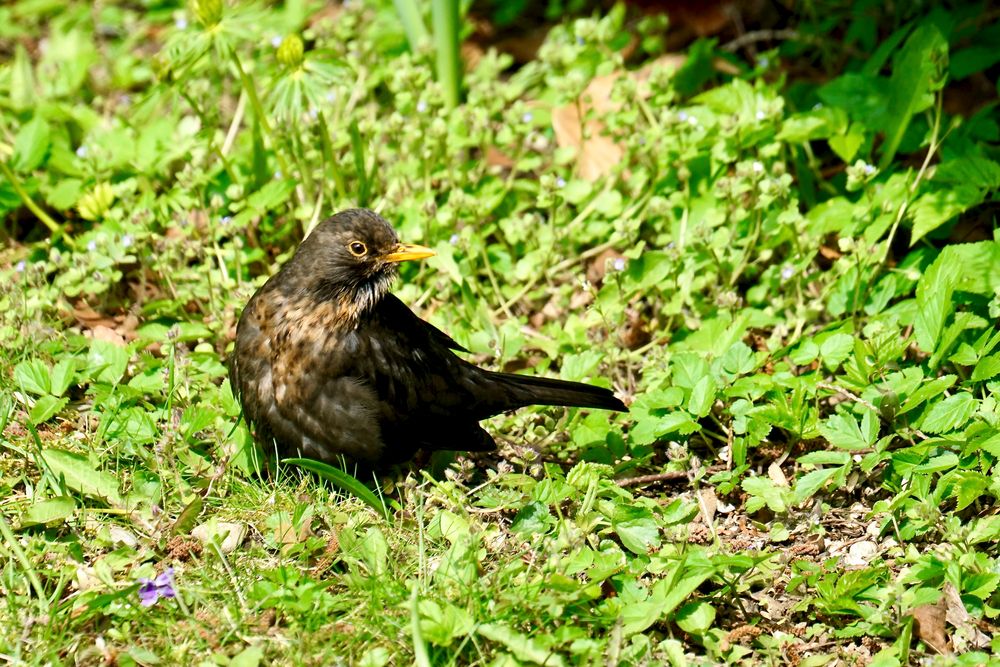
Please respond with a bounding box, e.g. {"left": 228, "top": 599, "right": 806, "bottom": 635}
{"left": 912, "top": 600, "right": 951, "bottom": 655}
{"left": 88, "top": 324, "right": 126, "bottom": 347}
{"left": 552, "top": 54, "right": 686, "bottom": 181}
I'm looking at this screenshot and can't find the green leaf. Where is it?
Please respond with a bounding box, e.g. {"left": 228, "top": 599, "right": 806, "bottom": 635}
{"left": 40, "top": 449, "right": 123, "bottom": 505}
{"left": 742, "top": 477, "right": 788, "bottom": 513}
{"left": 920, "top": 393, "right": 977, "bottom": 434}
{"left": 29, "top": 395, "right": 68, "bottom": 424}
{"left": 910, "top": 185, "right": 985, "bottom": 245}
{"left": 820, "top": 333, "right": 854, "bottom": 369}
{"left": 819, "top": 412, "right": 875, "bottom": 450}
{"left": 971, "top": 354, "right": 1000, "bottom": 383}
{"left": 611, "top": 507, "right": 661, "bottom": 555}
{"left": 49, "top": 358, "right": 78, "bottom": 397}
{"left": 13, "top": 359, "right": 50, "bottom": 395}
{"left": 792, "top": 468, "right": 838, "bottom": 505}
{"left": 829, "top": 126, "right": 865, "bottom": 163}
{"left": 86, "top": 339, "right": 130, "bottom": 385}
{"left": 478, "top": 623, "right": 565, "bottom": 667}
{"left": 898, "top": 375, "right": 956, "bottom": 416}
{"left": 284, "top": 458, "right": 390, "bottom": 519}
{"left": 230, "top": 646, "right": 263, "bottom": 667}
{"left": 12, "top": 116, "right": 51, "bottom": 172}
{"left": 687, "top": 375, "right": 716, "bottom": 418}
{"left": 879, "top": 24, "right": 948, "bottom": 169}
{"left": 914, "top": 255, "right": 958, "bottom": 354}
{"left": 20, "top": 496, "right": 76, "bottom": 528}
{"left": 968, "top": 516, "right": 1000, "bottom": 544}
{"left": 674, "top": 600, "right": 716, "bottom": 635}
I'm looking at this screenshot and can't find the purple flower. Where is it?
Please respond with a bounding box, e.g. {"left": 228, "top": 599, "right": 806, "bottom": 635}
{"left": 555, "top": 177, "right": 566, "bottom": 188}
{"left": 138, "top": 568, "right": 176, "bottom": 607}
{"left": 15, "top": 260, "right": 26, "bottom": 273}
{"left": 612, "top": 258, "right": 626, "bottom": 272}
{"left": 449, "top": 233, "right": 459, "bottom": 245}
{"left": 521, "top": 111, "right": 533, "bottom": 123}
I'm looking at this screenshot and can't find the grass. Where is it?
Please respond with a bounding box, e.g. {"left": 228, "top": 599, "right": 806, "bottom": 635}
{"left": 1, "top": 0, "right": 1000, "bottom": 664}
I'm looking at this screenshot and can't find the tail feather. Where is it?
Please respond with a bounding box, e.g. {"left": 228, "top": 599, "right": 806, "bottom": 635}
{"left": 491, "top": 371, "right": 627, "bottom": 412}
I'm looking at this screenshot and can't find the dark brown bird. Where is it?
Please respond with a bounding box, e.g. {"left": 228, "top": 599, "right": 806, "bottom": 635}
{"left": 230, "top": 208, "right": 626, "bottom": 466}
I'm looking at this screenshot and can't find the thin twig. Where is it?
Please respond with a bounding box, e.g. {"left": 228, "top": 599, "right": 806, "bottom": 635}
{"left": 616, "top": 465, "right": 726, "bottom": 488}
{"left": 816, "top": 381, "right": 879, "bottom": 415}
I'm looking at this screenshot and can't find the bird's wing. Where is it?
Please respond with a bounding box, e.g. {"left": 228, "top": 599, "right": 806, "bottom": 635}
{"left": 382, "top": 294, "right": 468, "bottom": 353}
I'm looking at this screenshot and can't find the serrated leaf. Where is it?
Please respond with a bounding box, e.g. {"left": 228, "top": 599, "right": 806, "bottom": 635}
{"left": 792, "top": 468, "right": 838, "bottom": 505}
{"left": 41, "top": 449, "right": 122, "bottom": 505}
{"left": 920, "top": 393, "right": 977, "bottom": 434}
{"left": 971, "top": 354, "right": 1000, "bottom": 383}
{"left": 910, "top": 185, "right": 984, "bottom": 245}
{"left": 879, "top": 24, "right": 948, "bottom": 169}
{"left": 687, "top": 375, "right": 716, "bottom": 417}
{"left": 14, "top": 359, "right": 50, "bottom": 395}
{"left": 29, "top": 395, "right": 68, "bottom": 424}
{"left": 819, "top": 412, "right": 874, "bottom": 450}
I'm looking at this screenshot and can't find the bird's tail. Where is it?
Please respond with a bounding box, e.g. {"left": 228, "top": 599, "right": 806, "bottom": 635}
{"left": 490, "top": 371, "right": 627, "bottom": 413}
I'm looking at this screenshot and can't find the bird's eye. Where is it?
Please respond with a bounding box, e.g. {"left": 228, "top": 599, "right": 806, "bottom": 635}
{"left": 348, "top": 241, "right": 368, "bottom": 257}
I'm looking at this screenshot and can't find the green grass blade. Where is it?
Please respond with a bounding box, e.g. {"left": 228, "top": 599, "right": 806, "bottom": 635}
{"left": 283, "top": 457, "right": 390, "bottom": 519}
{"left": 431, "top": 0, "right": 462, "bottom": 108}
{"left": 393, "top": 0, "right": 429, "bottom": 51}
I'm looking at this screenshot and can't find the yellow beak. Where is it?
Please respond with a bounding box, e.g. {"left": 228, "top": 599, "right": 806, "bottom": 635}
{"left": 382, "top": 243, "right": 435, "bottom": 264}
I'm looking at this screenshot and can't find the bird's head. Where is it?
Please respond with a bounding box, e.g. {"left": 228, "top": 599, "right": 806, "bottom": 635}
{"left": 279, "top": 208, "right": 435, "bottom": 315}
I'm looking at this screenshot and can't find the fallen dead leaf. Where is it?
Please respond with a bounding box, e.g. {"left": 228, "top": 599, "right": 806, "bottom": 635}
{"left": 552, "top": 54, "right": 686, "bottom": 181}
{"left": 88, "top": 324, "right": 126, "bottom": 346}
{"left": 912, "top": 598, "right": 950, "bottom": 655}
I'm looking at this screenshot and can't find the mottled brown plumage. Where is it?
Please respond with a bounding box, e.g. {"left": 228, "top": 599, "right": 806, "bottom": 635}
{"left": 230, "top": 208, "right": 626, "bottom": 466}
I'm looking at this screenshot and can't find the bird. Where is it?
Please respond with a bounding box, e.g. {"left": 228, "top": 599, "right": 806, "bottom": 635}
{"left": 230, "top": 208, "right": 627, "bottom": 467}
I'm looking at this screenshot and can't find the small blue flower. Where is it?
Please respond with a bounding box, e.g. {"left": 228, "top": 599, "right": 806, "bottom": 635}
{"left": 416, "top": 100, "right": 428, "bottom": 114}
{"left": 449, "top": 233, "right": 459, "bottom": 245}
{"left": 812, "top": 103, "right": 823, "bottom": 111}
{"left": 612, "top": 258, "right": 626, "bottom": 272}
{"left": 122, "top": 234, "right": 133, "bottom": 248}
{"left": 221, "top": 216, "right": 232, "bottom": 226}
{"left": 87, "top": 240, "right": 97, "bottom": 252}
{"left": 677, "top": 111, "right": 688, "bottom": 122}
{"left": 555, "top": 177, "right": 566, "bottom": 188}
{"left": 781, "top": 265, "right": 795, "bottom": 281}
{"left": 15, "top": 260, "right": 26, "bottom": 273}
{"left": 863, "top": 163, "right": 876, "bottom": 175}
{"left": 326, "top": 91, "right": 337, "bottom": 103}
{"left": 755, "top": 110, "right": 765, "bottom": 120}
{"left": 138, "top": 568, "right": 176, "bottom": 607}
{"left": 175, "top": 17, "right": 188, "bottom": 29}
{"left": 759, "top": 56, "right": 770, "bottom": 68}
{"left": 76, "top": 145, "right": 88, "bottom": 158}
{"left": 271, "top": 35, "right": 283, "bottom": 48}
{"left": 522, "top": 111, "right": 533, "bottom": 123}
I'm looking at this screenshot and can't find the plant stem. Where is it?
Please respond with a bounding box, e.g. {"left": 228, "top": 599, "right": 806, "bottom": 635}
{"left": 0, "top": 161, "right": 63, "bottom": 239}
{"left": 393, "top": 0, "right": 430, "bottom": 51}
{"left": 431, "top": 0, "right": 462, "bottom": 108}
